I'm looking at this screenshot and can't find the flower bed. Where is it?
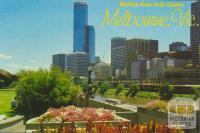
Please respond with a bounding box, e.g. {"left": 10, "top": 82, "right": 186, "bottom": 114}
{"left": 39, "top": 106, "right": 114, "bottom": 122}
{"left": 26, "top": 106, "right": 129, "bottom": 132}
{"left": 27, "top": 121, "right": 185, "bottom": 133}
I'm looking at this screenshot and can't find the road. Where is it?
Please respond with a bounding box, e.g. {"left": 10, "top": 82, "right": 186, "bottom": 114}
{"left": 0, "top": 121, "right": 25, "bottom": 133}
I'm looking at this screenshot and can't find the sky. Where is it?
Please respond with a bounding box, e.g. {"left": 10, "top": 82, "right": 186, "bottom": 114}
{"left": 0, "top": 0, "right": 193, "bottom": 73}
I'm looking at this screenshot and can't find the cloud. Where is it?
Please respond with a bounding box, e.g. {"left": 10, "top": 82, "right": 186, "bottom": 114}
{"left": 8, "top": 63, "right": 38, "bottom": 70}
{"left": 5, "top": 63, "right": 49, "bottom": 73}
{"left": 0, "top": 53, "right": 12, "bottom": 60}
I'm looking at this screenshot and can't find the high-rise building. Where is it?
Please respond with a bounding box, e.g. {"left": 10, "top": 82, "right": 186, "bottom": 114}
{"left": 131, "top": 59, "right": 149, "bottom": 79}
{"left": 111, "top": 37, "right": 127, "bottom": 76}
{"left": 191, "top": 1, "right": 200, "bottom": 66}
{"left": 94, "top": 62, "right": 111, "bottom": 79}
{"left": 67, "top": 52, "right": 89, "bottom": 77}
{"left": 73, "top": 2, "right": 88, "bottom": 52}
{"left": 52, "top": 54, "right": 67, "bottom": 72}
{"left": 85, "top": 25, "right": 95, "bottom": 63}
{"left": 147, "top": 58, "right": 165, "bottom": 79}
{"left": 111, "top": 38, "right": 158, "bottom": 79}
{"left": 169, "top": 42, "right": 188, "bottom": 52}
{"left": 126, "top": 39, "right": 158, "bottom": 78}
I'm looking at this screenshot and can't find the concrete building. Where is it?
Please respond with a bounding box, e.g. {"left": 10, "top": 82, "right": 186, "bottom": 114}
{"left": 158, "top": 51, "right": 192, "bottom": 60}
{"left": 169, "top": 42, "right": 188, "bottom": 52}
{"left": 52, "top": 54, "right": 67, "bottom": 72}
{"left": 94, "top": 62, "right": 111, "bottom": 79}
{"left": 85, "top": 25, "right": 95, "bottom": 63}
{"left": 95, "top": 56, "right": 101, "bottom": 64}
{"left": 166, "top": 58, "right": 189, "bottom": 68}
{"left": 131, "top": 59, "right": 149, "bottom": 79}
{"left": 111, "top": 37, "right": 127, "bottom": 76}
{"left": 164, "top": 67, "right": 200, "bottom": 84}
{"left": 67, "top": 52, "right": 89, "bottom": 77}
{"left": 111, "top": 38, "right": 158, "bottom": 79}
{"left": 126, "top": 39, "right": 158, "bottom": 78}
{"left": 191, "top": 1, "right": 200, "bottom": 66}
{"left": 114, "top": 68, "right": 127, "bottom": 79}
{"left": 147, "top": 58, "right": 165, "bottom": 79}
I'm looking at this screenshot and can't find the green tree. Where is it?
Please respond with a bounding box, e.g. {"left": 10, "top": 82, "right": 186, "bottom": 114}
{"left": 16, "top": 68, "right": 81, "bottom": 116}
{"left": 92, "top": 82, "right": 99, "bottom": 93}
{"left": 127, "top": 84, "right": 140, "bottom": 97}
{"left": 116, "top": 84, "right": 124, "bottom": 95}
{"left": 159, "top": 83, "right": 174, "bottom": 100}
{"left": 73, "top": 76, "right": 83, "bottom": 86}
{"left": 193, "top": 87, "right": 200, "bottom": 100}
{"left": 99, "top": 82, "right": 110, "bottom": 94}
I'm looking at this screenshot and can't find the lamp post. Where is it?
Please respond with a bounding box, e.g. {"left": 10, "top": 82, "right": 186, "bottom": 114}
{"left": 86, "top": 65, "right": 93, "bottom": 106}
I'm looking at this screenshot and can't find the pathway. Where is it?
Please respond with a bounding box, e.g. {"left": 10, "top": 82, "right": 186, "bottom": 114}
{"left": 0, "top": 120, "right": 25, "bottom": 133}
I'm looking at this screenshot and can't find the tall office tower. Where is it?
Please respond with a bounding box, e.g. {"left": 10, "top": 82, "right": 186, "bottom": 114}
{"left": 126, "top": 39, "right": 158, "bottom": 78}
{"left": 111, "top": 37, "right": 127, "bottom": 77}
{"left": 191, "top": 1, "right": 200, "bottom": 66}
{"left": 67, "top": 52, "right": 89, "bottom": 77}
{"left": 52, "top": 54, "right": 67, "bottom": 72}
{"left": 85, "top": 25, "right": 95, "bottom": 63}
{"left": 169, "top": 42, "right": 188, "bottom": 52}
{"left": 73, "top": 2, "right": 88, "bottom": 52}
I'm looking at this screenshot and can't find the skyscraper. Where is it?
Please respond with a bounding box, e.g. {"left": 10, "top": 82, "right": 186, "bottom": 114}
{"left": 191, "top": 1, "right": 200, "bottom": 66}
{"left": 111, "top": 37, "right": 127, "bottom": 76}
{"left": 52, "top": 54, "right": 67, "bottom": 72}
{"left": 85, "top": 25, "right": 95, "bottom": 63}
{"left": 73, "top": 2, "right": 88, "bottom": 52}
{"left": 126, "top": 39, "right": 158, "bottom": 78}
{"left": 67, "top": 52, "right": 89, "bottom": 77}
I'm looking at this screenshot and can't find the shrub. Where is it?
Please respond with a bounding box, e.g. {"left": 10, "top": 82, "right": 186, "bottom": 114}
{"left": 92, "top": 82, "right": 99, "bottom": 93}
{"left": 159, "top": 83, "right": 174, "bottom": 100}
{"left": 16, "top": 68, "right": 81, "bottom": 116}
{"left": 127, "top": 84, "right": 140, "bottom": 97}
{"left": 73, "top": 76, "right": 83, "bottom": 86}
{"left": 145, "top": 100, "right": 167, "bottom": 111}
{"left": 116, "top": 84, "right": 124, "bottom": 95}
{"left": 193, "top": 87, "right": 200, "bottom": 100}
{"left": 99, "top": 82, "right": 110, "bottom": 94}
{"left": 118, "top": 90, "right": 129, "bottom": 97}
{"left": 104, "top": 89, "right": 116, "bottom": 96}
{"left": 136, "top": 91, "right": 159, "bottom": 99}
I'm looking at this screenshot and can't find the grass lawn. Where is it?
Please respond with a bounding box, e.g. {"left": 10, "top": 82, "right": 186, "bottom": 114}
{"left": 0, "top": 89, "right": 16, "bottom": 117}
{"left": 102, "top": 90, "right": 156, "bottom": 105}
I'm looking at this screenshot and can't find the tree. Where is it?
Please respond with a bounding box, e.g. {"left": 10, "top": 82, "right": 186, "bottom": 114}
{"left": 193, "top": 87, "right": 200, "bottom": 100}
{"left": 127, "top": 84, "right": 140, "bottom": 97}
{"left": 159, "top": 83, "right": 174, "bottom": 100}
{"left": 16, "top": 68, "right": 81, "bottom": 116}
{"left": 99, "top": 82, "right": 110, "bottom": 94}
{"left": 73, "top": 76, "right": 83, "bottom": 86}
{"left": 92, "top": 82, "right": 99, "bottom": 93}
{"left": 116, "top": 84, "right": 124, "bottom": 95}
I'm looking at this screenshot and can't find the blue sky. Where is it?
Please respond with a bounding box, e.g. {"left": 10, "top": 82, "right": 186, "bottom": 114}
{"left": 0, "top": 0, "right": 192, "bottom": 73}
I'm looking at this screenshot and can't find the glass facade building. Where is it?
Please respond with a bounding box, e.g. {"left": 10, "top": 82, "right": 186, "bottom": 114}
{"left": 67, "top": 52, "right": 89, "bottom": 77}
{"left": 191, "top": 2, "right": 200, "bottom": 66}
{"left": 85, "top": 25, "right": 95, "bottom": 63}
{"left": 73, "top": 2, "right": 88, "bottom": 52}
{"left": 52, "top": 54, "right": 67, "bottom": 72}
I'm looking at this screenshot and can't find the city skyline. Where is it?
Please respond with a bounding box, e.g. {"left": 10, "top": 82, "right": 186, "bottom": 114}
{"left": 0, "top": 0, "right": 192, "bottom": 73}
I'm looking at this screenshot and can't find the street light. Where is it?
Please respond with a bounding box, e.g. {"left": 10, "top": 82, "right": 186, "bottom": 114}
{"left": 86, "top": 64, "right": 93, "bottom": 106}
